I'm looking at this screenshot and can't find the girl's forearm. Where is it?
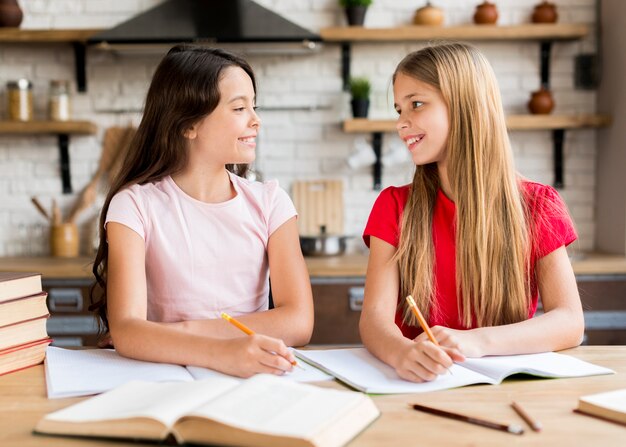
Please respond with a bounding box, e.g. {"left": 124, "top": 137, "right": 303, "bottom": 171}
{"left": 472, "top": 307, "right": 584, "bottom": 356}
{"left": 360, "top": 315, "right": 414, "bottom": 368}
{"left": 110, "top": 319, "right": 230, "bottom": 370}
{"left": 171, "top": 305, "right": 313, "bottom": 347}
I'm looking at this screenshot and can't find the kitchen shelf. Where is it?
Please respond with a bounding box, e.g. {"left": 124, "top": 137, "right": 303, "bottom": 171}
{"left": 344, "top": 114, "right": 611, "bottom": 190}
{"left": 320, "top": 24, "right": 588, "bottom": 42}
{"left": 0, "top": 121, "right": 97, "bottom": 134}
{"left": 321, "top": 24, "right": 589, "bottom": 91}
{"left": 343, "top": 115, "right": 612, "bottom": 133}
{"left": 0, "top": 120, "right": 98, "bottom": 194}
{"left": 0, "top": 28, "right": 102, "bottom": 92}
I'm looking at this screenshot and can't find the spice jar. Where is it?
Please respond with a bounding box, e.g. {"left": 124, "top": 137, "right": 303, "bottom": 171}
{"left": 48, "top": 80, "right": 71, "bottom": 121}
{"left": 7, "top": 79, "right": 33, "bottom": 121}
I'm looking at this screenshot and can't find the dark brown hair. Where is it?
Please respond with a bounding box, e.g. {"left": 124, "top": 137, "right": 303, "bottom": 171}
{"left": 90, "top": 45, "right": 256, "bottom": 331}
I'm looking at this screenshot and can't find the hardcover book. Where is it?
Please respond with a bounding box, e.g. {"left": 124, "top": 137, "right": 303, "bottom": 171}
{"left": 35, "top": 375, "right": 380, "bottom": 447}
{"left": 0, "top": 272, "right": 42, "bottom": 302}
{"left": 0, "top": 338, "right": 51, "bottom": 377}
{"left": 576, "top": 388, "right": 626, "bottom": 425}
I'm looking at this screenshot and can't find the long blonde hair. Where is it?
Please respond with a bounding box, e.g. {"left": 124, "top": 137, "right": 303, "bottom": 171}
{"left": 394, "top": 43, "right": 530, "bottom": 328}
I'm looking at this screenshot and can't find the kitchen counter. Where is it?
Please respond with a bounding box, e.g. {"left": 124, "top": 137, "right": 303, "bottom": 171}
{"left": 0, "top": 252, "right": 625, "bottom": 279}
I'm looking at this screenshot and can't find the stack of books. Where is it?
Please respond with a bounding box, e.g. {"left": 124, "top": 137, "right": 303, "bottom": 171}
{"left": 0, "top": 272, "right": 51, "bottom": 376}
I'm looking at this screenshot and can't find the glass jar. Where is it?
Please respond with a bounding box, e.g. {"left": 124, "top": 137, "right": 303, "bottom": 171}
{"left": 48, "top": 80, "right": 71, "bottom": 121}
{"left": 7, "top": 79, "right": 33, "bottom": 121}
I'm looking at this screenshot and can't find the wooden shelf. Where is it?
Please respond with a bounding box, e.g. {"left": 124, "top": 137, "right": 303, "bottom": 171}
{"left": 0, "top": 120, "right": 97, "bottom": 135}
{"left": 0, "top": 28, "right": 101, "bottom": 42}
{"left": 0, "top": 121, "right": 97, "bottom": 194}
{"left": 343, "top": 115, "right": 612, "bottom": 133}
{"left": 321, "top": 24, "right": 589, "bottom": 42}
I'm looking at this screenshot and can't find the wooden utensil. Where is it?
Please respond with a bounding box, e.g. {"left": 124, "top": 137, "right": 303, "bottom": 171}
{"left": 67, "top": 126, "right": 135, "bottom": 223}
{"left": 31, "top": 196, "right": 50, "bottom": 221}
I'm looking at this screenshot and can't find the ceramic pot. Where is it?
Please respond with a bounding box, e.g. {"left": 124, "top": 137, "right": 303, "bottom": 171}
{"left": 0, "top": 0, "right": 23, "bottom": 27}
{"left": 50, "top": 223, "right": 80, "bottom": 257}
{"left": 413, "top": 2, "right": 444, "bottom": 26}
{"left": 351, "top": 98, "right": 370, "bottom": 118}
{"left": 527, "top": 88, "right": 555, "bottom": 114}
{"left": 532, "top": 1, "right": 558, "bottom": 23}
{"left": 345, "top": 6, "right": 368, "bottom": 26}
{"left": 473, "top": 1, "right": 498, "bottom": 25}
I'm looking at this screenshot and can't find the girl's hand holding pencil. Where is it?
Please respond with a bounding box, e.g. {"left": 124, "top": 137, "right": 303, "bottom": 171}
{"left": 220, "top": 312, "right": 299, "bottom": 377}
{"left": 390, "top": 296, "right": 465, "bottom": 383}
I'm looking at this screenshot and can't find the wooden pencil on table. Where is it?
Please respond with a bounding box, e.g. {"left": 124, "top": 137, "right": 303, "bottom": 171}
{"left": 511, "top": 401, "right": 542, "bottom": 432}
{"left": 411, "top": 403, "right": 524, "bottom": 435}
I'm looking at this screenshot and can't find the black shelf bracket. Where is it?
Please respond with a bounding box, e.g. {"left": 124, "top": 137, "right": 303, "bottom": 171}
{"left": 540, "top": 41, "right": 553, "bottom": 89}
{"left": 58, "top": 134, "right": 73, "bottom": 194}
{"left": 372, "top": 132, "right": 383, "bottom": 190}
{"left": 552, "top": 128, "right": 565, "bottom": 189}
{"left": 73, "top": 42, "right": 87, "bottom": 92}
{"left": 341, "top": 43, "right": 351, "bottom": 91}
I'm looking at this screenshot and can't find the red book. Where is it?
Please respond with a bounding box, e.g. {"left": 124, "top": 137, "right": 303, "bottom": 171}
{"left": 0, "top": 272, "right": 42, "bottom": 303}
{"left": 0, "top": 338, "right": 51, "bottom": 377}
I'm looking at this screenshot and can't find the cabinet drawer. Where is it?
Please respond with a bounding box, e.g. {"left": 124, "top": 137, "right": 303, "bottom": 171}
{"left": 43, "top": 278, "right": 101, "bottom": 347}
{"left": 577, "top": 275, "right": 626, "bottom": 345}
{"left": 311, "top": 278, "right": 363, "bottom": 345}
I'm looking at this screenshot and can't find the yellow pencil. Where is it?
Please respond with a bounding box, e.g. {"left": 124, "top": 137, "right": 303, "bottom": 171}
{"left": 405, "top": 295, "right": 454, "bottom": 376}
{"left": 405, "top": 295, "right": 439, "bottom": 346}
{"left": 220, "top": 312, "right": 300, "bottom": 368}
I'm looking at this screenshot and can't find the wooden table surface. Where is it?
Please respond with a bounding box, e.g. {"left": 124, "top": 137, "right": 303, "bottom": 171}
{"left": 0, "top": 346, "right": 625, "bottom": 446}
{"left": 0, "top": 252, "right": 625, "bottom": 279}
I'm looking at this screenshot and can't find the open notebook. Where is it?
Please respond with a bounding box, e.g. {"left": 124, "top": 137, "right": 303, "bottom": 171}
{"left": 295, "top": 348, "right": 614, "bottom": 394}
{"left": 45, "top": 347, "right": 331, "bottom": 399}
{"left": 35, "top": 375, "right": 380, "bottom": 447}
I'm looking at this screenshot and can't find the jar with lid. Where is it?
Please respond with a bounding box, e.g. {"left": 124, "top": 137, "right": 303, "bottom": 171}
{"left": 48, "top": 80, "right": 71, "bottom": 121}
{"left": 7, "top": 79, "right": 33, "bottom": 121}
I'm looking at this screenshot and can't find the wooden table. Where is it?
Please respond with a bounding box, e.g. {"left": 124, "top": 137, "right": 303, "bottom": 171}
{"left": 0, "top": 346, "right": 624, "bottom": 446}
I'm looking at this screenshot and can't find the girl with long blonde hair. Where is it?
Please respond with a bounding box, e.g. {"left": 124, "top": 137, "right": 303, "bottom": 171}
{"left": 360, "top": 43, "right": 584, "bottom": 382}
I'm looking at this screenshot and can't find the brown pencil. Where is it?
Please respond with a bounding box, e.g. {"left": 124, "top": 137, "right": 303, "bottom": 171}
{"left": 511, "top": 401, "right": 542, "bottom": 432}
{"left": 411, "top": 403, "right": 524, "bottom": 435}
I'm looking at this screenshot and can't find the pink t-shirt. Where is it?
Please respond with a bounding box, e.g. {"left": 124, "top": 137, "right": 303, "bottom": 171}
{"left": 105, "top": 171, "right": 297, "bottom": 323}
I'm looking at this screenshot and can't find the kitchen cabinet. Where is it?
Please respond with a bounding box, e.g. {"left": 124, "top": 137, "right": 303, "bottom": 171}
{"left": 310, "top": 278, "right": 363, "bottom": 345}
{"left": 43, "top": 278, "right": 100, "bottom": 347}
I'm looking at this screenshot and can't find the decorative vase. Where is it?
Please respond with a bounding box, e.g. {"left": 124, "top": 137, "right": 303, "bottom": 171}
{"left": 351, "top": 98, "right": 370, "bottom": 118}
{"left": 413, "top": 2, "right": 444, "bottom": 26}
{"left": 532, "top": 1, "right": 558, "bottom": 24}
{"left": 0, "top": 0, "right": 23, "bottom": 27}
{"left": 527, "top": 87, "right": 554, "bottom": 114}
{"left": 473, "top": 1, "right": 498, "bottom": 25}
{"left": 345, "top": 6, "right": 368, "bottom": 26}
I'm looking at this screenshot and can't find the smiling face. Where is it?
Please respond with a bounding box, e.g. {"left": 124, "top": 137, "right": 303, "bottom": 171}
{"left": 185, "top": 66, "right": 260, "bottom": 167}
{"left": 393, "top": 72, "right": 450, "bottom": 168}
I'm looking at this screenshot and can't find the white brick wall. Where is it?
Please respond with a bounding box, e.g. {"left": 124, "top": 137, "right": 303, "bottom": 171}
{"left": 0, "top": 0, "right": 598, "bottom": 255}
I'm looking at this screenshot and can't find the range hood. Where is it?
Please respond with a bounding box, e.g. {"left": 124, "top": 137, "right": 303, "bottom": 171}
{"left": 88, "top": 0, "right": 321, "bottom": 48}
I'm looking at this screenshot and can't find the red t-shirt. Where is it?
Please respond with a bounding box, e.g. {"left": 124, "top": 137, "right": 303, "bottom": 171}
{"left": 362, "top": 181, "right": 577, "bottom": 339}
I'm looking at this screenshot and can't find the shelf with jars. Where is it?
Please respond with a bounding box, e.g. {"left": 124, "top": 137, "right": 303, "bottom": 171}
{"left": 0, "top": 28, "right": 101, "bottom": 92}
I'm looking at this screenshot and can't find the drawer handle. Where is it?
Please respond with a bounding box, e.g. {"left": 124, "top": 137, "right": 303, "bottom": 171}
{"left": 48, "top": 288, "right": 83, "bottom": 312}
{"left": 348, "top": 287, "right": 364, "bottom": 312}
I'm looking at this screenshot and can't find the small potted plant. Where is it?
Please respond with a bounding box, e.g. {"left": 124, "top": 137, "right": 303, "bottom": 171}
{"left": 349, "top": 76, "right": 371, "bottom": 118}
{"left": 339, "top": 0, "right": 373, "bottom": 27}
